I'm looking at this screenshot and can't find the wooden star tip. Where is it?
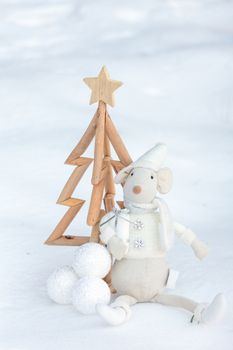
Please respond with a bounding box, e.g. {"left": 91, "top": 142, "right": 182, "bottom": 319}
{"left": 83, "top": 66, "right": 123, "bottom": 107}
{"left": 100, "top": 65, "right": 108, "bottom": 74}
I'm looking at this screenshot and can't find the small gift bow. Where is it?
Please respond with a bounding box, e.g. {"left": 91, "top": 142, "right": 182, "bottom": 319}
{"left": 101, "top": 207, "right": 144, "bottom": 231}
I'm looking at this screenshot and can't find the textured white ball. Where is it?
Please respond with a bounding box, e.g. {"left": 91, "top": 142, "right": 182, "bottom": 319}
{"left": 47, "top": 266, "right": 78, "bottom": 304}
{"left": 72, "top": 276, "right": 111, "bottom": 314}
{"left": 73, "top": 243, "right": 111, "bottom": 278}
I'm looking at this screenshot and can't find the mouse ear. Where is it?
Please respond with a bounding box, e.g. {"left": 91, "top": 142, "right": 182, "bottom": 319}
{"left": 114, "top": 165, "right": 132, "bottom": 184}
{"left": 157, "top": 167, "right": 173, "bottom": 194}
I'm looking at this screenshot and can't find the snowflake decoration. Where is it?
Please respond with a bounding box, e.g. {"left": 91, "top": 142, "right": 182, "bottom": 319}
{"left": 133, "top": 219, "right": 144, "bottom": 230}
{"left": 134, "top": 239, "right": 144, "bottom": 249}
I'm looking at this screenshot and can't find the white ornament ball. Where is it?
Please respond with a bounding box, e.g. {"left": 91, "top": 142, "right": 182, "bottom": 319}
{"left": 47, "top": 266, "right": 78, "bottom": 305}
{"left": 72, "top": 276, "right": 111, "bottom": 314}
{"left": 73, "top": 242, "right": 111, "bottom": 278}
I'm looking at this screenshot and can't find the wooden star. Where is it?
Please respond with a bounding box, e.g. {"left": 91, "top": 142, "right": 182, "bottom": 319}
{"left": 83, "top": 66, "right": 123, "bottom": 107}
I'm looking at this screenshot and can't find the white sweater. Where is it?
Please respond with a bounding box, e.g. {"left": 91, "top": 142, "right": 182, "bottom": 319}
{"left": 125, "top": 211, "right": 162, "bottom": 258}
{"left": 100, "top": 205, "right": 197, "bottom": 259}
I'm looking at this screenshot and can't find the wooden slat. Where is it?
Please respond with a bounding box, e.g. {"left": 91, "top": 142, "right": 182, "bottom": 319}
{"left": 57, "top": 160, "right": 92, "bottom": 204}
{"left": 104, "top": 193, "right": 115, "bottom": 212}
{"left": 46, "top": 236, "right": 90, "bottom": 246}
{"left": 60, "top": 198, "right": 84, "bottom": 207}
{"left": 87, "top": 178, "right": 106, "bottom": 226}
{"left": 117, "top": 200, "right": 125, "bottom": 209}
{"left": 65, "top": 111, "right": 98, "bottom": 164}
{"left": 89, "top": 209, "right": 106, "bottom": 243}
{"left": 105, "top": 166, "right": 115, "bottom": 196}
{"left": 98, "top": 166, "right": 108, "bottom": 183}
{"left": 68, "top": 157, "right": 93, "bottom": 166}
{"left": 104, "top": 132, "right": 111, "bottom": 157}
{"left": 106, "top": 114, "right": 132, "bottom": 166}
{"left": 110, "top": 160, "right": 125, "bottom": 170}
{"left": 104, "top": 135, "right": 115, "bottom": 196}
{"left": 91, "top": 101, "right": 106, "bottom": 185}
{"left": 103, "top": 270, "right": 116, "bottom": 293}
{"left": 111, "top": 163, "right": 124, "bottom": 175}
{"left": 44, "top": 201, "right": 85, "bottom": 244}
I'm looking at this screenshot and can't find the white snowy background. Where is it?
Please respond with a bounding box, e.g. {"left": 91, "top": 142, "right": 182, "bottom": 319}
{"left": 0, "top": 0, "right": 233, "bottom": 349}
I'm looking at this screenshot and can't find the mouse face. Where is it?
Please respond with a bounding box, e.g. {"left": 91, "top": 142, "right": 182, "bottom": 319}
{"left": 123, "top": 167, "right": 158, "bottom": 204}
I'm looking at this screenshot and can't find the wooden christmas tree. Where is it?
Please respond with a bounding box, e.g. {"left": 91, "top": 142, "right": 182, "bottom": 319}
{"left": 45, "top": 66, "right": 132, "bottom": 246}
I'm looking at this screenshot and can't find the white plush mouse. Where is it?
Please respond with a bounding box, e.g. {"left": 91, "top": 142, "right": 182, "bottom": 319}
{"left": 96, "top": 143, "right": 226, "bottom": 326}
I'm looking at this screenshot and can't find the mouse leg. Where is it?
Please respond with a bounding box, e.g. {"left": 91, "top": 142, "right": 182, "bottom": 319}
{"left": 96, "top": 295, "right": 137, "bottom": 326}
{"left": 153, "top": 293, "right": 226, "bottom": 324}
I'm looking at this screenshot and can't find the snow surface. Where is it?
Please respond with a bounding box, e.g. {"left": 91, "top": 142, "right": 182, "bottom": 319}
{"left": 0, "top": 0, "right": 233, "bottom": 349}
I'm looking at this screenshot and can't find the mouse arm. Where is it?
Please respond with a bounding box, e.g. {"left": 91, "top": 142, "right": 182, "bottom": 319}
{"left": 99, "top": 212, "right": 129, "bottom": 260}
{"left": 99, "top": 211, "right": 116, "bottom": 244}
{"left": 174, "top": 222, "right": 209, "bottom": 260}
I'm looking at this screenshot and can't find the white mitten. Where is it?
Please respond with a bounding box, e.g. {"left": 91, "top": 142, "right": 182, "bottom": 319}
{"left": 191, "top": 238, "right": 209, "bottom": 260}
{"left": 107, "top": 236, "right": 129, "bottom": 260}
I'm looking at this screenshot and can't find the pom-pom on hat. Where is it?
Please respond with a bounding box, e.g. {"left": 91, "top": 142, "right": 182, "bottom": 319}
{"left": 114, "top": 143, "right": 167, "bottom": 184}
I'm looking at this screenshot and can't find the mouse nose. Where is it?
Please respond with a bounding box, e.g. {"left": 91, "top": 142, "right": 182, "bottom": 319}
{"left": 133, "top": 185, "right": 141, "bottom": 194}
